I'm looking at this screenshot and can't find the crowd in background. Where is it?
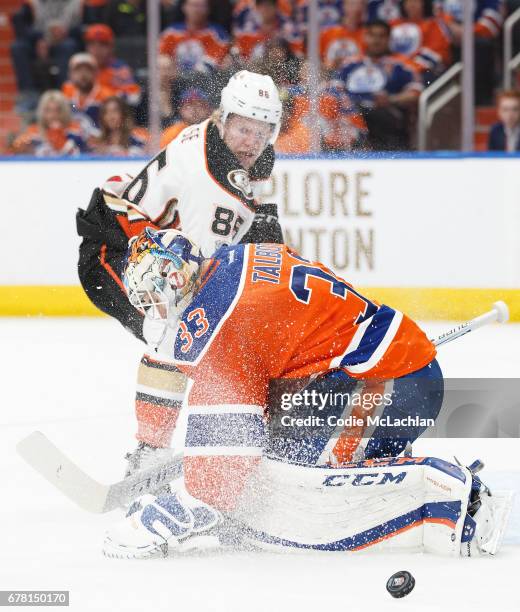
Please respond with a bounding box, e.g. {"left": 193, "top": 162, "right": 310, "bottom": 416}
{"left": 5, "top": 0, "right": 520, "bottom": 156}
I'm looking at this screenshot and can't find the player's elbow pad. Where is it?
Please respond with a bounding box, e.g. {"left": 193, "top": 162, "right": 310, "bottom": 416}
{"left": 240, "top": 203, "right": 284, "bottom": 244}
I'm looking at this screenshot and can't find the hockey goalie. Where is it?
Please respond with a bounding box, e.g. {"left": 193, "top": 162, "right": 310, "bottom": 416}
{"left": 103, "top": 228, "right": 512, "bottom": 559}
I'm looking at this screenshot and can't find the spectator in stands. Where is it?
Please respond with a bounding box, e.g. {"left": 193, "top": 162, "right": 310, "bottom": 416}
{"left": 12, "top": 89, "right": 89, "bottom": 156}
{"left": 488, "top": 91, "right": 520, "bottom": 151}
{"left": 160, "top": 87, "right": 213, "bottom": 148}
{"left": 434, "top": 0, "right": 503, "bottom": 40}
{"left": 293, "top": 0, "right": 343, "bottom": 36}
{"left": 158, "top": 0, "right": 230, "bottom": 74}
{"left": 10, "top": 0, "right": 81, "bottom": 108}
{"left": 368, "top": 0, "right": 401, "bottom": 20}
{"left": 232, "top": 0, "right": 292, "bottom": 35}
{"left": 92, "top": 96, "right": 148, "bottom": 156}
{"left": 390, "top": 0, "right": 451, "bottom": 83}
{"left": 320, "top": 91, "right": 369, "bottom": 151}
{"left": 169, "top": 0, "right": 234, "bottom": 32}
{"left": 275, "top": 92, "right": 368, "bottom": 154}
{"left": 320, "top": 0, "right": 366, "bottom": 70}
{"left": 62, "top": 52, "right": 113, "bottom": 128}
{"left": 275, "top": 94, "right": 312, "bottom": 154}
{"left": 250, "top": 38, "right": 301, "bottom": 88}
{"left": 277, "top": 62, "right": 368, "bottom": 153}
{"left": 84, "top": 24, "right": 142, "bottom": 107}
{"left": 158, "top": 0, "right": 230, "bottom": 117}
{"left": 334, "top": 19, "right": 423, "bottom": 149}
{"left": 434, "top": 0, "right": 504, "bottom": 104}
{"left": 232, "top": 0, "right": 287, "bottom": 34}
{"left": 233, "top": 0, "right": 303, "bottom": 63}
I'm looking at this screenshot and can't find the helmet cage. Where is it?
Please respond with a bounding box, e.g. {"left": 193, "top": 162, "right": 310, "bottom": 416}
{"left": 124, "top": 228, "right": 203, "bottom": 322}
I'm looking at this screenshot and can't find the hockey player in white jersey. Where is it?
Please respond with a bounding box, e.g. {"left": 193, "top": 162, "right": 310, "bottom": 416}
{"left": 76, "top": 70, "right": 284, "bottom": 478}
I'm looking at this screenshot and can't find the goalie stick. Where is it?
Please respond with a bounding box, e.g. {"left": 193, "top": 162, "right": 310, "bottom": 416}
{"left": 16, "top": 431, "right": 183, "bottom": 513}
{"left": 431, "top": 301, "right": 509, "bottom": 347}
{"left": 16, "top": 302, "right": 510, "bottom": 514}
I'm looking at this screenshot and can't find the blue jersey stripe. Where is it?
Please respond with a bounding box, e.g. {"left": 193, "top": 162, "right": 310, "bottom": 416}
{"left": 185, "top": 412, "right": 266, "bottom": 448}
{"left": 339, "top": 305, "right": 396, "bottom": 368}
{"left": 173, "top": 245, "right": 247, "bottom": 363}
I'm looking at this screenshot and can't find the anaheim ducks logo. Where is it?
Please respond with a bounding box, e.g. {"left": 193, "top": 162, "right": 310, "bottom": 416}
{"left": 227, "top": 169, "right": 254, "bottom": 200}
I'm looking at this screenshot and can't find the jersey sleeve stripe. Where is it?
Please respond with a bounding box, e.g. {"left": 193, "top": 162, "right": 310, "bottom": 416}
{"left": 171, "top": 246, "right": 250, "bottom": 365}
{"left": 185, "top": 412, "right": 266, "bottom": 448}
{"left": 329, "top": 316, "right": 373, "bottom": 369}
{"left": 135, "top": 384, "right": 185, "bottom": 403}
{"left": 99, "top": 244, "right": 126, "bottom": 293}
{"left": 331, "top": 305, "right": 399, "bottom": 369}
{"left": 188, "top": 404, "right": 265, "bottom": 415}
{"left": 344, "top": 310, "right": 404, "bottom": 375}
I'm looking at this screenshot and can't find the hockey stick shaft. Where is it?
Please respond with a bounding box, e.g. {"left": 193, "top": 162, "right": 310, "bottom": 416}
{"left": 432, "top": 301, "right": 509, "bottom": 348}
{"left": 17, "top": 431, "right": 183, "bottom": 513}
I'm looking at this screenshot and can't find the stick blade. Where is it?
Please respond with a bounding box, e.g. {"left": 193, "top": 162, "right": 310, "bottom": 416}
{"left": 16, "top": 431, "right": 109, "bottom": 513}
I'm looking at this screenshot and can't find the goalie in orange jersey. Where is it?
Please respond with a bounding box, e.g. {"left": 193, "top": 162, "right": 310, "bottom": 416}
{"left": 121, "top": 230, "right": 441, "bottom": 492}
{"left": 101, "top": 228, "right": 515, "bottom": 562}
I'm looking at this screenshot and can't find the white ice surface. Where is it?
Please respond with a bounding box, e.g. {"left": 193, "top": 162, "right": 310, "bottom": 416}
{"left": 1, "top": 318, "right": 519, "bottom": 611}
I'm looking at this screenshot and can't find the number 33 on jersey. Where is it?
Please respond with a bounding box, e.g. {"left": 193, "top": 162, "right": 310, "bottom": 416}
{"left": 161, "top": 243, "right": 436, "bottom": 406}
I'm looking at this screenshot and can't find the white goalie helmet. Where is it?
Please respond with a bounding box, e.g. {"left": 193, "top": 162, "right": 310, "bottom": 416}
{"left": 123, "top": 228, "right": 204, "bottom": 322}
{"left": 220, "top": 70, "right": 283, "bottom": 144}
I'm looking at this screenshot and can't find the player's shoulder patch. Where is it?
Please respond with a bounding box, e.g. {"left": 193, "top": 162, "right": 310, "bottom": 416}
{"left": 227, "top": 169, "right": 254, "bottom": 199}
{"left": 172, "top": 244, "right": 249, "bottom": 364}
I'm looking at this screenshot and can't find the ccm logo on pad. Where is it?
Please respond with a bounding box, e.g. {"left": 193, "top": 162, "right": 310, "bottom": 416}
{"left": 322, "top": 472, "right": 407, "bottom": 487}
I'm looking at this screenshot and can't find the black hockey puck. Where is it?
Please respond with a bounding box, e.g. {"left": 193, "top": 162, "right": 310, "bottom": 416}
{"left": 386, "top": 571, "right": 415, "bottom": 598}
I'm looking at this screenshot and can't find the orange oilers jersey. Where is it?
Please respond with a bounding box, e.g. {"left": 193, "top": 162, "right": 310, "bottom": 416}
{"left": 166, "top": 243, "right": 436, "bottom": 392}
{"left": 159, "top": 23, "right": 230, "bottom": 71}
{"left": 97, "top": 58, "right": 142, "bottom": 106}
{"left": 166, "top": 243, "right": 436, "bottom": 510}
{"left": 320, "top": 25, "right": 365, "bottom": 69}
{"left": 62, "top": 81, "right": 114, "bottom": 126}
{"left": 12, "top": 122, "right": 89, "bottom": 156}
{"left": 390, "top": 18, "right": 451, "bottom": 72}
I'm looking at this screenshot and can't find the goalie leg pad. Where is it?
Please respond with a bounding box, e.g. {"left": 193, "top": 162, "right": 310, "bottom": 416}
{"left": 231, "top": 455, "right": 472, "bottom": 556}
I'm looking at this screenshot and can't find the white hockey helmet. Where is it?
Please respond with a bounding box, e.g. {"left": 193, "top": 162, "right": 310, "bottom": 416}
{"left": 220, "top": 70, "right": 283, "bottom": 145}
{"left": 123, "top": 227, "right": 204, "bottom": 322}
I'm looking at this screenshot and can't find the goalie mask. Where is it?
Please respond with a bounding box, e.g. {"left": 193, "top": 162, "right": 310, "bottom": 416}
{"left": 123, "top": 228, "right": 204, "bottom": 322}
